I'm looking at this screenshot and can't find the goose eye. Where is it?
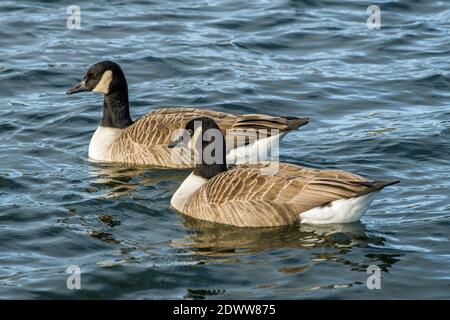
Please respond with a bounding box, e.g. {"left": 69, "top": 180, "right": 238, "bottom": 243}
{"left": 87, "top": 73, "right": 99, "bottom": 80}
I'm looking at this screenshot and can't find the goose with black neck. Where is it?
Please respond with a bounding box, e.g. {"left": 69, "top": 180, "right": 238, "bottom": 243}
{"left": 67, "top": 61, "right": 310, "bottom": 167}
{"left": 168, "top": 117, "right": 399, "bottom": 226}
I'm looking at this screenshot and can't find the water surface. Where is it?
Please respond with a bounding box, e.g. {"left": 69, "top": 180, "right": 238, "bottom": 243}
{"left": 0, "top": 0, "right": 449, "bottom": 299}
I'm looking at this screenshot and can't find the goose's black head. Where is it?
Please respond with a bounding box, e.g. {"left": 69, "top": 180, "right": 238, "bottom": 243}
{"left": 169, "top": 117, "right": 227, "bottom": 179}
{"left": 67, "top": 61, "right": 133, "bottom": 128}
{"left": 67, "top": 61, "right": 127, "bottom": 95}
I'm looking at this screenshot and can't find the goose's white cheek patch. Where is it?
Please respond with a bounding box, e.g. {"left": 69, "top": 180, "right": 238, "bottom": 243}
{"left": 93, "top": 70, "right": 113, "bottom": 94}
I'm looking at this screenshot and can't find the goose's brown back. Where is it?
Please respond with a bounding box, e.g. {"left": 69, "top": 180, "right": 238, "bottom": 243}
{"left": 109, "top": 108, "right": 307, "bottom": 167}
{"left": 180, "top": 162, "right": 387, "bottom": 227}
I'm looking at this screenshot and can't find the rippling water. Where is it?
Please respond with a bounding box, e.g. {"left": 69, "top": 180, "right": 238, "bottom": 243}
{"left": 0, "top": 0, "right": 449, "bottom": 299}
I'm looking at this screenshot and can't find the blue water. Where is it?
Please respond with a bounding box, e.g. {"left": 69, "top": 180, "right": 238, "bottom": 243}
{"left": 0, "top": 0, "right": 449, "bottom": 299}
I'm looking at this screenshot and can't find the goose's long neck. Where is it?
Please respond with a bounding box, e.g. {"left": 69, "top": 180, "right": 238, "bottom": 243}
{"left": 172, "top": 158, "right": 228, "bottom": 212}
{"left": 171, "top": 173, "right": 209, "bottom": 212}
{"left": 101, "top": 90, "right": 134, "bottom": 128}
{"left": 89, "top": 89, "right": 133, "bottom": 161}
{"left": 171, "top": 126, "right": 228, "bottom": 211}
{"left": 193, "top": 132, "right": 228, "bottom": 179}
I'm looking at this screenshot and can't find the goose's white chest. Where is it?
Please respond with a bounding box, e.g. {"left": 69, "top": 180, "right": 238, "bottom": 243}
{"left": 88, "top": 126, "right": 124, "bottom": 161}
{"left": 171, "top": 173, "right": 208, "bottom": 212}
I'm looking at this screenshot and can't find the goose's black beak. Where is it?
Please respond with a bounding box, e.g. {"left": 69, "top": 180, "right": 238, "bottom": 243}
{"left": 66, "top": 81, "right": 89, "bottom": 95}
{"left": 168, "top": 136, "right": 184, "bottom": 148}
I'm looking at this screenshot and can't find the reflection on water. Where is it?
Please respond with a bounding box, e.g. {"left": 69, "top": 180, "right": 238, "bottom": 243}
{"left": 173, "top": 218, "right": 371, "bottom": 255}
{"left": 172, "top": 216, "right": 402, "bottom": 274}
{"left": 1, "top": 0, "right": 448, "bottom": 299}
{"left": 88, "top": 162, "right": 190, "bottom": 198}
{"left": 88, "top": 163, "right": 152, "bottom": 198}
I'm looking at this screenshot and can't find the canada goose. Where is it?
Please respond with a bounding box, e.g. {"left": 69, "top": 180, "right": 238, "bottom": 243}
{"left": 66, "top": 61, "right": 309, "bottom": 167}
{"left": 168, "top": 117, "right": 399, "bottom": 227}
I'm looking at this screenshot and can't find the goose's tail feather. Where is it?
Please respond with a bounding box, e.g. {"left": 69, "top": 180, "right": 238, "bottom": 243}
{"left": 354, "top": 180, "right": 400, "bottom": 197}
{"left": 285, "top": 117, "right": 310, "bottom": 131}
{"left": 232, "top": 115, "right": 309, "bottom": 132}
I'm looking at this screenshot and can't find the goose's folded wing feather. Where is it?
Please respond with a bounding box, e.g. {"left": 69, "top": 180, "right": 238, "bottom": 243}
{"left": 121, "top": 108, "right": 300, "bottom": 148}
{"left": 184, "top": 163, "right": 380, "bottom": 226}
{"left": 125, "top": 108, "right": 236, "bottom": 146}
{"left": 109, "top": 108, "right": 305, "bottom": 166}
{"left": 107, "top": 108, "right": 235, "bottom": 166}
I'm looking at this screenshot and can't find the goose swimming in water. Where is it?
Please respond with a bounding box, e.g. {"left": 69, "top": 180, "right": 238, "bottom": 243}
{"left": 66, "top": 61, "right": 309, "bottom": 167}
{"left": 168, "top": 117, "right": 399, "bottom": 226}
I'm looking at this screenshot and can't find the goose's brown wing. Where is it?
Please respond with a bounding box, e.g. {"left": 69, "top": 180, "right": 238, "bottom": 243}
{"left": 227, "top": 114, "right": 308, "bottom": 131}
{"left": 126, "top": 108, "right": 237, "bottom": 146}
{"left": 125, "top": 108, "right": 308, "bottom": 147}
{"left": 224, "top": 114, "right": 309, "bottom": 151}
{"left": 109, "top": 108, "right": 235, "bottom": 166}
{"left": 109, "top": 108, "right": 308, "bottom": 166}
{"left": 183, "top": 163, "right": 389, "bottom": 227}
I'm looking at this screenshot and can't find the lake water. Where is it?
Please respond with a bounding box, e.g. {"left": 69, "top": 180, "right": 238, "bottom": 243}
{"left": 0, "top": 0, "right": 449, "bottom": 299}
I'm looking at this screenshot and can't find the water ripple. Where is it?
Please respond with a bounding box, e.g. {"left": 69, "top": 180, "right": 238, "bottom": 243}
{"left": 0, "top": 0, "right": 448, "bottom": 299}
